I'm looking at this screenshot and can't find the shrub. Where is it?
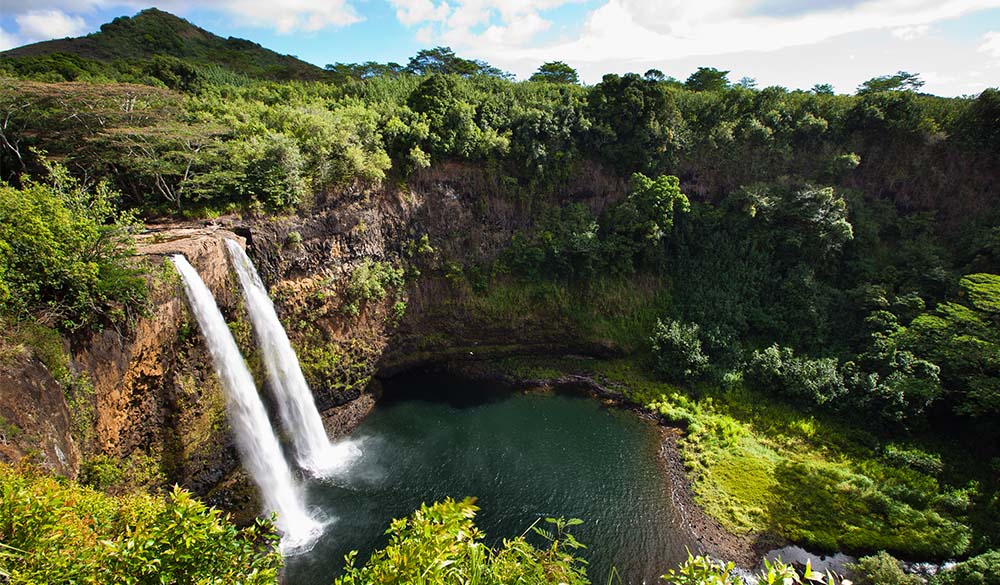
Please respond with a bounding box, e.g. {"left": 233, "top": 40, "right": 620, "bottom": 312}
{"left": 0, "top": 463, "right": 281, "bottom": 583}
{"left": 341, "top": 259, "right": 405, "bottom": 316}
{"left": 663, "top": 553, "right": 843, "bottom": 585}
{"left": 850, "top": 551, "right": 922, "bottom": 585}
{"left": 334, "top": 498, "right": 588, "bottom": 585}
{"left": 931, "top": 550, "right": 1000, "bottom": 585}
{"left": 0, "top": 162, "right": 147, "bottom": 333}
{"left": 651, "top": 318, "right": 709, "bottom": 382}
{"left": 882, "top": 444, "right": 943, "bottom": 476}
{"left": 746, "top": 344, "right": 845, "bottom": 406}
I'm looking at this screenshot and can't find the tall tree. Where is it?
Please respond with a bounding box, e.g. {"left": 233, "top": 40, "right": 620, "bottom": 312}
{"left": 587, "top": 73, "right": 683, "bottom": 173}
{"left": 530, "top": 61, "right": 579, "bottom": 84}
{"left": 405, "top": 47, "right": 510, "bottom": 78}
{"left": 685, "top": 67, "right": 730, "bottom": 92}
{"left": 405, "top": 47, "right": 478, "bottom": 76}
{"left": 643, "top": 68, "right": 667, "bottom": 82}
{"left": 857, "top": 71, "right": 925, "bottom": 94}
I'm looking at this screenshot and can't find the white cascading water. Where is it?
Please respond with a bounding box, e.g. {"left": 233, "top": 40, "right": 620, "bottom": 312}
{"left": 172, "top": 254, "right": 321, "bottom": 552}
{"left": 225, "top": 239, "right": 360, "bottom": 475}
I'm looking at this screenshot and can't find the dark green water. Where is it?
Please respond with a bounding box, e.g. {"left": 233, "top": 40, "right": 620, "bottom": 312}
{"left": 285, "top": 374, "right": 697, "bottom": 584}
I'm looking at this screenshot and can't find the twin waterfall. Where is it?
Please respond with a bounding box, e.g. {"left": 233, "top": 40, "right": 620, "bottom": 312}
{"left": 173, "top": 241, "right": 358, "bottom": 553}
{"left": 226, "top": 240, "right": 360, "bottom": 475}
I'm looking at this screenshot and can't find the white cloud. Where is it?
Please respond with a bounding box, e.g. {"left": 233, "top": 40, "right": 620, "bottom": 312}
{"left": 892, "top": 24, "right": 931, "bottom": 39}
{"left": 416, "top": 25, "right": 436, "bottom": 44}
{"left": 521, "top": 0, "right": 1000, "bottom": 64}
{"left": 390, "top": 0, "right": 451, "bottom": 27}
{"left": 209, "top": 0, "right": 362, "bottom": 33}
{"left": 0, "top": 26, "right": 18, "bottom": 51}
{"left": 385, "top": 0, "right": 1000, "bottom": 81}
{"left": 15, "top": 9, "right": 88, "bottom": 43}
{"left": 980, "top": 30, "right": 1000, "bottom": 58}
{"left": 390, "top": 0, "right": 582, "bottom": 50}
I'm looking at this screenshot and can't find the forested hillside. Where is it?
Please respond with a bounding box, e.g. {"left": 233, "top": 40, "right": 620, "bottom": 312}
{"left": 1, "top": 9, "right": 999, "bottom": 584}
{"left": 0, "top": 8, "right": 327, "bottom": 83}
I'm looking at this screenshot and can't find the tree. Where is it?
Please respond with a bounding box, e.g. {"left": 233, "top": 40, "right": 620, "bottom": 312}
{"left": 100, "top": 121, "right": 229, "bottom": 211}
{"left": 954, "top": 87, "right": 1000, "bottom": 152}
{"left": 324, "top": 61, "right": 404, "bottom": 80}
{"left": 651, "top": 319, "right": 709, "bottom": 381}
{"left": 734, "top": 183, "right": 854, "bottom": 260}
{"left": 746, "top": 345, "right": 846, "bottom": 406}
{"left": 406, "top": 47, "right": 478, "bottom": 76}
{"left": 587, "top": 73, "right": 683, "bottom": 173}
{"left": 811, "top": 83, "right": 834, "bottom": 95}
{"left": 406, "top": 74, "right": 484, "bottom": 156}
{"left": 901, "top": 273, "right": 1000, "bottom": 418}
{"left": 643, "top": 68, "right": 667, "bottom": 82}
{"left": 857, "top": 71, "right": 925, "bottom": 94}
{"left": 0, "top": 162, "right": 147, "bottom": 332}
{"left": 333, "top": 499, "right": 588, "bottom": 585}
{"left": 404, "top": 47, "right": 510, "bottom": 78}
{"left": 930, "top": 550, "right": 1000, "bottom": 585}
{"left": 529, "top": 61, "right": 579, "bottom": 84}
{"left": 0, "top": 465, "right": 282, "bottom": 583}
{"left": 685, "top": 67, "right": 730, "bottom": 92}
{"left": 242, "top": 132, "right": 307, "bottom": 210}
{"left": 737, "top": 76, "right": 757, "bottom": 89}
{"left": 602, "top": 173, "right": 690, "bottom": 273}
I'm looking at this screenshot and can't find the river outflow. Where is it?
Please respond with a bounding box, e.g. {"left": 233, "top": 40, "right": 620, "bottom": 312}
{"left": 285, "top": 373, "right": 697, "bottom": 584}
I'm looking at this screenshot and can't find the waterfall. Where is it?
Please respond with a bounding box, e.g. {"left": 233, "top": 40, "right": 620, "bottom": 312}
{"left": 172, "top": 254, "right": 320, "bottom": 552}
{"left": 225, "top": 239, "right": 360, "bottom": 475}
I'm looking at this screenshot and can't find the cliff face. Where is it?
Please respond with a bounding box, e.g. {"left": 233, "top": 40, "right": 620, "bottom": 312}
{"left": 80, "top": 228, "right": 247, "bottom": 492}
{"left": 0, "top": 357, "right": 78, "bottom": 476}
{"left": 0, "top": 228, "right": 244, "bottom": 493}
{"left": 245, "top": 161, "right": 627, "bottom": 392}
{"left": 0, "top": 161, "right": 624, "bottom": 504}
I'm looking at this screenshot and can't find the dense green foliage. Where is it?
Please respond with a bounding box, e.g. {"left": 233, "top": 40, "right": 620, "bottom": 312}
{"left": 651, "top": 319, "right": 709, "bottom": 381}
{"left": 530, "top": 61, "right": 580, "bottom": 85}
{"left": 663, "top": 553, "right": 839, "bottom": 585}
{"left": 334, "top": 498, "right": 588, "bottom": 585}
{"left": 931, "top": 550, "right": 1000, "bottom": 585}
{"left": 0, "top": 162, "right": 147, "bottom": 332}
{"left": 851, "top": 552, "right": 923, "bottom": 585}
{"left": 0, "top": 463, "right": 282, "bottom": 584}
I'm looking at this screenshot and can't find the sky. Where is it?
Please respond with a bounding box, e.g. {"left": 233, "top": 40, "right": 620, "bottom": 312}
{"left": 1, "top": 0, "right": 999, "bottom": 96}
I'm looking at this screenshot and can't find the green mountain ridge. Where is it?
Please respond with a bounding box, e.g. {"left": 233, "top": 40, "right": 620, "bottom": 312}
{"left": 0, "top": 7, "right": 327, "bottom": 82}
